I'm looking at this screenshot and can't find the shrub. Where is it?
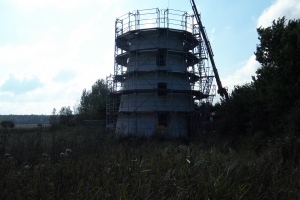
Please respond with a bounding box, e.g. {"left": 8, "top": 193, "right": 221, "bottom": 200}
{"left": 0, "top": 120, "right": 15, "bottom": 129}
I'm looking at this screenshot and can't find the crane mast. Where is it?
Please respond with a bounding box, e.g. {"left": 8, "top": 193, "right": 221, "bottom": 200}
{"left": 190, "top": 0, "right": 229, "bottom": 100}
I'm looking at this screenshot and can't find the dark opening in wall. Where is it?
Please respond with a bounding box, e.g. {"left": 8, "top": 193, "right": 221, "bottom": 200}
{"left": 157, "top": 82, "right": 167, "bottom": 96}
{"left": 156, "top": 49, "right": 166, "bottom": 66}
{"left": 158, "top": 113, "right": 168, "bottom": 127}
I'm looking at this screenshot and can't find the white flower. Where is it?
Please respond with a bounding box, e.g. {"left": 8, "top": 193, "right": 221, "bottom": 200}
{"left": 4, "top": 153, "right": 11, "bottom": 158}
{"left": 24, "top": 165, "right": 31, "bottom": 169}
{"left": 65, "top": 149, "right": 72, "bottom": 153}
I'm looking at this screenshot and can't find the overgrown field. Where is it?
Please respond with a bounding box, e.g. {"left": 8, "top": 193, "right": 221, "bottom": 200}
{"left": 0, "top": 126, "right": 300, "bottom": 199}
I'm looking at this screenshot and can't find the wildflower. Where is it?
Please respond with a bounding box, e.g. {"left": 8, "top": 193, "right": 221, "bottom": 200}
{"left": 186, "top": 158, "right": 191, "bottom": 164}
{"left": 60, "top": 152, "right": 66, "bottom": 158}
{"left": 24, "top": 165, "right": 31, "bottom": 169}
{"left": 65, "top": 149, "right": 72, "bottom": 153}
{"left": 4, "top": 153, "right": 11, "bottom": 158}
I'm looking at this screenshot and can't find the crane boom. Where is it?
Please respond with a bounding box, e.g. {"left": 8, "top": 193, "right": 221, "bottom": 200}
{"left": 190, "top": 0, "right": 229, "bottom": 100}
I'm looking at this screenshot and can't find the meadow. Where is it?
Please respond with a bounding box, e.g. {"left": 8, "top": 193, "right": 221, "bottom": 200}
{"left": 0, "top": 126, "right": 299, "bottom": 199}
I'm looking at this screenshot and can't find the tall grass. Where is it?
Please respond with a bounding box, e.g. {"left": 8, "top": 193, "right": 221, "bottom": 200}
{"left": 0, "top": 126, "right": 299, "bottom": 199}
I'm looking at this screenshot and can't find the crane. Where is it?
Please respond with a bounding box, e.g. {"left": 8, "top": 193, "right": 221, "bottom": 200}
{"left": 190, "top": 0, "right": 229, "bottom": 100}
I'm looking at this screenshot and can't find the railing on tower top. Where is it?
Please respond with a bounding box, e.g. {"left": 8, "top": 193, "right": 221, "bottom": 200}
{"left": 115, "top": 8, "right": 195, "bottom": 36}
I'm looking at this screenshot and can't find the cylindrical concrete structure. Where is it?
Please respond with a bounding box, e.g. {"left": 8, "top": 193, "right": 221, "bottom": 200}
{"left": 107, "top": 9, "right": 215, "bottom": 137}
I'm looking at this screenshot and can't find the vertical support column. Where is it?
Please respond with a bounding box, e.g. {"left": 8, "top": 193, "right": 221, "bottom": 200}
{"left": 163, "top": 9, "right": 169, "bottom": 28}
{"left": 156, "top": 8, "right": 160, "bottom": 28}
{"left": 128, "top": 12, "right": 131, "bottom": 32}
{"left": 135, "top": 10, "right": 140, "bottom": 30}
{"left": 182, "top": 12, "right": 188, "bottom": 31}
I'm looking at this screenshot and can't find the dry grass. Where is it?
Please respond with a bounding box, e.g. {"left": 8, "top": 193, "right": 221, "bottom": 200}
{"left": 0, "top": 126, "right": 299, "bottom": 199}
{"left": 14, "top": 124, "right": 50, "bottom": 129}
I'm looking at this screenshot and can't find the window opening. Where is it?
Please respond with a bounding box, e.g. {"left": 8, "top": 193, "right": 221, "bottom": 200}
{"left": 157, "top": 82, "right": 167, "bottom": 96}
{"left": 156, "top": 49, "right": 166, "bottom": 66}
{"left": 158, "top": 113, "right": 168, "bottom": 127}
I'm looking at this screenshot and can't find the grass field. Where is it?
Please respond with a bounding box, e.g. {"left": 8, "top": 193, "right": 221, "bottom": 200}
{"left": 14, "top": 124, "right": 50, "bottom": 128}
{"left": 0, "top": 126, "right": 299, "bottom": 199}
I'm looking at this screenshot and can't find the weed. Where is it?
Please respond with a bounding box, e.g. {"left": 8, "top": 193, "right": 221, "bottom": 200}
{"left": 0, "top": 126, "right": 299, "bottom": 199}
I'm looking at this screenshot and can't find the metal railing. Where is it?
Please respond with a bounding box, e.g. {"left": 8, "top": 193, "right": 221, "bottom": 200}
{"left": 115, "top": 8, "right": 195, "bottom": 36}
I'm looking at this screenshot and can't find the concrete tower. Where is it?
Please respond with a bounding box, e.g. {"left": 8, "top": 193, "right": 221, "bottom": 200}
{"left": 106, "top": 9, "right": 215, "bottom": 137}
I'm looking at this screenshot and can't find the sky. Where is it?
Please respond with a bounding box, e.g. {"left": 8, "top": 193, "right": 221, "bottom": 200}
{"left": 1, "top": 0, "right": 300, "bottom": 115}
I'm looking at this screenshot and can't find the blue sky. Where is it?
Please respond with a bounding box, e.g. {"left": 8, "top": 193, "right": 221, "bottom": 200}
{"left": 1, "top": 0, "right": 300, "bottom": 114}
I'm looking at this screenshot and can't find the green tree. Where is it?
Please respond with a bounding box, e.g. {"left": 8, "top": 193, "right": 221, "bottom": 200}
{"left": 78, "top": 79, "right": 109, "bottom": 120}
{"left": 254, "top": 17, "right": 300, "bottom": 134}
{"left": 49, "top": 108, "right": 59, "bottom": 129}
{"left": 215, "top": 17, "right": 300, "bottom": 136}
{"left": 59, "top": 106, "right": 73, "bottom": 126}
{"left": 215, "top": 84, "right": 261, "bottom": 136}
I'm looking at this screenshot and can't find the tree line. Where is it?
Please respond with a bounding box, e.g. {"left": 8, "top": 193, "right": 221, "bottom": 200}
{"left": 0, "top": 115, "right": 50, "bottom": 125}
{"left": 214, "top": 17, "right": 300, "bottom": 138}
{"left": 49, "top": 79, "right": 109, "bottom": 128}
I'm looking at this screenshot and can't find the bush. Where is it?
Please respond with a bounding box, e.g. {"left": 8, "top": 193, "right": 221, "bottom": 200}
{"left": 0, "top": 120, "right": 15, "bottom": 129}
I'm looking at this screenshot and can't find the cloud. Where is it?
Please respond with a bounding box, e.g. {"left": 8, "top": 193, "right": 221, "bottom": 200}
{"left": 0, "top": 0, "right": 132, "bottom": 115}
{"left": 53, "top": 69, "right": 77, "bottom": 82}
{"left": 257, "top": 0, "right": 300, "bottom": 28}
{"left": 210, "top": 28, "right": 216, "bottom": 42}
{"left": 0, "top": 74, "right": 43, "bottom": 94}
{"left": 222, "top": 55, "right": 260, "bottom": 93}
{"left": 11, "top": 0, "right": 116, "bottom": 12}
{"left": 67, "top": 18, "right": 96, "bottom": 47}
{"left": 0, "top": 10, "right": 115, "bottom": 114}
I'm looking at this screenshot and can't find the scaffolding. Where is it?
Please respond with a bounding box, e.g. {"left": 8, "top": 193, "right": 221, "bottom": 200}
{"left": 106, "top": 8, "right": 216, "bottom": 137}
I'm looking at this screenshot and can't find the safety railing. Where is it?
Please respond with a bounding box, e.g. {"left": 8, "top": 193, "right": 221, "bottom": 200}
{"left": 115, "top": 8, "right": 195, "bottom": 37}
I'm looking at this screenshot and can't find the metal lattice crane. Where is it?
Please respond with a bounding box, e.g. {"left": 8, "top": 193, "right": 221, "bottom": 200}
{"left": 190, "top": 0, "right": 229, "bottom": 100}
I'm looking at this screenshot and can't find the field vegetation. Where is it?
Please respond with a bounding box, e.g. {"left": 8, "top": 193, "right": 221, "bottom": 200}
{"left": 0, "top": 126, "right": 300, "bottom": 199}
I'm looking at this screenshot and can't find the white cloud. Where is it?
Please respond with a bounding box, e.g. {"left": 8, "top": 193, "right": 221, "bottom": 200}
{"left": 222, "top": 55, "right": 260, "bottom": 94}
{"left": 12, "top": 0, "right": 116, "bottom": 12}
{"left": 0, "top": 11, "right": 114, "bottom": 114}
{"left": 53, "top": 69, "right": 77, "bottom": 82}
{"left": 257, "top": 0, "right": 300, "bottom": 28}
{"left": 210, "top": 28, "right": 216, "bottom": 42}
{"left": 68, "top": 19, "right": 96, "bottom": 47}
{"left": 0, "top": 74, "right": 43, "bottom": 94}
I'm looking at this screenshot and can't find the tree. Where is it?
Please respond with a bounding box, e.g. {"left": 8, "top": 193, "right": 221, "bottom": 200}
{"left": 59, "top": 106, "right": 73, "bottom": 126}
{"left": 215, "top": 17, "right": 300, "bottom": 136}
{"left": 78, "top": 79, "right": 109, "bottom": 120}
{"left": 0, "top": 120, "right": 15, "bottom": 130}
{"left": 215, "top": 84, "right": 262, "bottom": 136}
{"left": 49, "top": 108, "right": 59, "bottom": 129}
{"left": 254, "top": 17, "right": 300, "bottom": 134}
